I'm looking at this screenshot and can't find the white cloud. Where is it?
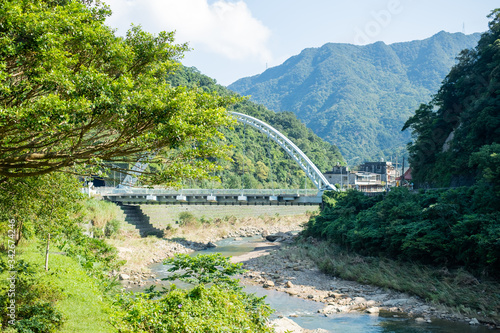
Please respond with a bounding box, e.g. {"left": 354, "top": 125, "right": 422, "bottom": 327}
{"left": 105, "top": 0, "right": 272, "bottom": 62}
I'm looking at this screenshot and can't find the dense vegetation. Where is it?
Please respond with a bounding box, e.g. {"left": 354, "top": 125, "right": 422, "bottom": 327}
{"left": 165, "top": 66, "right": 343, "bottom": 189}
{"left": 403, "top": 9, "right": 500, "bottom": 188}
{"left": 0, "top": 1, "right": 277, "bottom": 331}
{"left": 0, "top": 174, "right": 122, "bottom": 332}
{"left": 229, "top": 32, "right": 481, "bottom": 162}
{"left": 304, "top": 9, "right": 500, "bottom": 280}
{"left": 0, "top": 0, "right": 235, "bottom": 186}
{"left": 110, "top": 254, "right": 274, "bottom": 332}
{"left": 305, "top": 188, "right": 499, "bottom": 276}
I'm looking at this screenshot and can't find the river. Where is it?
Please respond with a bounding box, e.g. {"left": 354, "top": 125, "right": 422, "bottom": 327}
{"left": 148, "top": 237, "right": 491, "bottom": 333}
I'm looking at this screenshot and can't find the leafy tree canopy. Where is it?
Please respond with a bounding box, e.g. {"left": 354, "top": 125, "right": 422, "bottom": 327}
{"left": 0, "top": 0, "right": 235, "bottom": 185}
{"left": 403, "top": 9, "right": 500, "bottom": 187}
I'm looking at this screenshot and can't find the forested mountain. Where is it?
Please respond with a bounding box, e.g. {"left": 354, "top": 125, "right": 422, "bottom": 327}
{"left": 403, "top": 9, "right": 500, "bottom": 189}
{"left": 228, "top": 31, "right": 481, "bottom": 162}
{"left": 167, "top": 67, "right": 343, "bottom": 189}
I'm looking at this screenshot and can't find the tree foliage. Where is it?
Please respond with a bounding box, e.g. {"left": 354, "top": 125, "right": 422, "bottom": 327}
{"left": 163, "top": 253, "right": 244, "bottom": 289}
{"left": 111, "top": 254, "right": 274, "bottom": 333}
{"left": 0, "top": 173, "right": 83, "bottom": 246}
{"left": 305, "top": 188, "right": 500, "bottom": 276}
{"left": 0, "top": 0, "right": 235, "bottom": 185}
{"left": 167, "top": 66, "right": 343, "bottom": 189}
{"left": 403, "top": 9, "right": 500, "bottom": 187}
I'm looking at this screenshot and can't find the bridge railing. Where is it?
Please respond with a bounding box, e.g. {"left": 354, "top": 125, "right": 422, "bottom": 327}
{"left": 93, "top": 187, "right": 320, "bottom": 196}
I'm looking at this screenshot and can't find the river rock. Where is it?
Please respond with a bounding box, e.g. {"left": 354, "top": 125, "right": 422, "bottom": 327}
{"left": 270, "top": 317, "right": 305, "bottom": 333}
{"left": 266, "top": 233, "right": 286, "bottom": 242}
{"left": 206, "top": 242, "right": 217, "bottom": 248}
{"left": 263, "top": 280, "right": 275, "bottom": 288}
{"left": 469, "top": 318, "right": 479, "bottom": 325}
{"left": 352, "top": 297, "right": 367, "bottom": 305}
{"left": 286, "top": 281, "right": 294, "bottom": 288}
{"left": 119, "top": 274, "right": 130, "bottom": 280}
{"left": 366, "top": 307, "right": 380, "bottom": 314}
{"left": 383, "top": 298, "right": 409, "bottom": 306}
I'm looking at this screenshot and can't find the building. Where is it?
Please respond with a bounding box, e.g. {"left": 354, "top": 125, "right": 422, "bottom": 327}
{"left": 353, "top": 171, "right": 384, "bottom": 192}
{"left": 323, "top": 166, "right": 355, "bottom": 190}
{"left": 358, "top": 162, "right": 397, "bottom": 187}
{"left": 323, "top": 161, "right": 400, "bottom": 193}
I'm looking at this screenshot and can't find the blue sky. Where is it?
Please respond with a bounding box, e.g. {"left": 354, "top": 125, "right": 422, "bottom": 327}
{"left": 105, "top": 0, "right": 498, "bottom": 86}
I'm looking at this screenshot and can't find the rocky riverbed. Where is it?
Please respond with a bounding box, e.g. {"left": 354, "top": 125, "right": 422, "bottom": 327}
{"left": 109, "top": 220, "right": 498, "bottom": 331}
{"left": 234, "top": 233, "right": 497, "bottom": 330}
{"left": 110, "top": 221, "right": 306, "bottom": 286}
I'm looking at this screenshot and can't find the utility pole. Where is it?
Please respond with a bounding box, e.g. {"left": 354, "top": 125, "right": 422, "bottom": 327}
{"left": 401, "top": 157, "right": 405, "bottom": 187}
{"left": 340, "top": 165, "right": 343, "bottom": 190}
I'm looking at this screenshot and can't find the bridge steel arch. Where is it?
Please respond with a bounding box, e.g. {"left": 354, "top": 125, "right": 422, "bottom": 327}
{"left": 231, "top": 112, "right": 336, "bottom": 192}
{"left": 118, "top": 112, "right": 336, "bottom": 192}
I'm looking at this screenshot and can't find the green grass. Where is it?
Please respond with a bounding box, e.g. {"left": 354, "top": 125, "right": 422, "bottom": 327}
{"left": 5, "top": 241, "right": 115, "bottom": 333}
{"left": 281, "top": 239, "right": 500, "bottom": 323}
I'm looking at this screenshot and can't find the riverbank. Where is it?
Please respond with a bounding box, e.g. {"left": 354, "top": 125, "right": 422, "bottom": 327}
{"left": 107, "top": 213, "right": 309, "bottom": 279}
{"left": 107, "top": 213, "right": 499, "bottom": 330}
{"left": 235, "top": 236, "right": 499, "bottom": 330}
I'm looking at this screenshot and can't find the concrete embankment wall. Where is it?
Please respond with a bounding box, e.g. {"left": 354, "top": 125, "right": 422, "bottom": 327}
{"left": 117, "top": 204, "right": 318, "bottom": 236}
{"left": 140, "top": 204, "right": 317, "bottom": 226}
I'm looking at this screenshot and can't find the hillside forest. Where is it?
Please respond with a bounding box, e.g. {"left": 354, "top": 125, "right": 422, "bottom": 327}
{"left": 157, "top": 66, "right": 344, "bottom": 190}
{"left": 229, "top": 31, "right": 481, "bottom": 162}
{"left": 306, "top": 7, "right": 500, "bottom": 287}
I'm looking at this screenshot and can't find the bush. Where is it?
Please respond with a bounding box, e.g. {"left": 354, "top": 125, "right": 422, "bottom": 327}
{"left": 83, "top": 199, "right": 123, "bottom": 230}
{"left": 178, "top": 212, "right": 197, "bottom": 226}
{"left": 111, "top": 284, "right": 273, "bottom": 333}
{"left": 305, "top": 187, "right": 500, "bottom": 275}
{"left": 111, "top": 254, "right": 274, "bottom": 332}
{"left": 104, "top": 219, "right": 121, "bottom": 238}
{"left": 0, "top": 260, "right": 65, "bottom": 332}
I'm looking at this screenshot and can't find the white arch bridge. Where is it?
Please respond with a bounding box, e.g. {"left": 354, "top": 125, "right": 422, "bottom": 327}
{"left": 99, "top": 112, "right": 336, "bottom": 206}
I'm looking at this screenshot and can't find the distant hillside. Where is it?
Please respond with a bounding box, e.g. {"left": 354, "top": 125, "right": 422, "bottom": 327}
{"left": 168, "top": 67, "right": 343, "bottom": 189}
{"left": 229, "top": 31, "right": 481, "bottom": 162}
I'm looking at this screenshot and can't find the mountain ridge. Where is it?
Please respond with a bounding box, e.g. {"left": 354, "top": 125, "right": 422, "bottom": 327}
{"left": 229, "top": 31, "right": 482, "bottom": 161}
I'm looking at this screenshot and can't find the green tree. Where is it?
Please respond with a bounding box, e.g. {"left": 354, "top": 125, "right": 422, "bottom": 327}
{"left": 403, "top": 9, "right": 500, "bottom": 186}
{"left": 0, "top": 173, "right": 82, "bottom": 246}
{"left": 111, "top": 254, "right": 274, "bottom": 332}
{"left": 0, "top": 0, "right": 235, "bottom": 185}
{"left": 167, "top": 66, "right": 344, "bottom": 190}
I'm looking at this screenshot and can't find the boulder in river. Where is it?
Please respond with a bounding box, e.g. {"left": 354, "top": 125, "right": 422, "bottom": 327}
{"left": 206, "top": 242, "right": 217, "bottom": 248}
{"left": 263, "top": 280, "right": 275, "bottom": 288}
{"left": 269, "top": 317, "right": 305, "bottom": 333}
{"left": 266, "top": 232, "right": 291, "bottom": 242}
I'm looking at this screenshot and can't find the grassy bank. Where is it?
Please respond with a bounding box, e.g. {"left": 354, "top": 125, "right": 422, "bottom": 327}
{"left": 281, "top": 238, "right": 500, "bottom": 324}
{"left": 0, "top": 241, "right": 115, "bottom": 332}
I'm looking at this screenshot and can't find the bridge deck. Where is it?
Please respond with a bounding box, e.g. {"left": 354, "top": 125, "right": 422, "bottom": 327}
{"left": 95, "top": 188, "right": 322, "bottom": 205}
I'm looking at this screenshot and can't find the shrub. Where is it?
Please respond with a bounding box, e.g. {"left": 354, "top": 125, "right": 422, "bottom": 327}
{"left": 104, "top": 219, "right": 121, "bottom": 238}
{"left": 0, "top": 260, "right": 65, "bottom": 332}
{"left": 305, "top": 187, "right": 500, "bottom": 275}
{"left": 178, "top": 212, "right": 197, "bottom": 226}
{"left": 111, "top": 253, "right": 274, "bottom": 332}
